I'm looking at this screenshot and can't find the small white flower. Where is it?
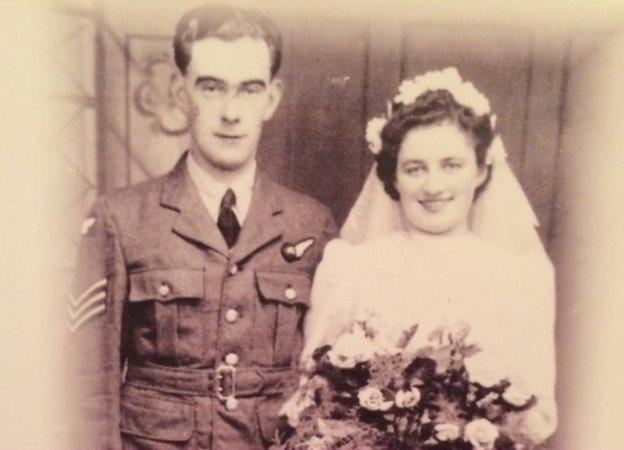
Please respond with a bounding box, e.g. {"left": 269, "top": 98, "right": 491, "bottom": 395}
{"left": 394, "top": 388, "right": 421, "bottom": 408}
{"left": 392, "top": 67, "right": 492, "bottom": 118}
{"left": 365, "top": 116, "right": 387, "bottom": 154}
{"left": 306, "top": 435, "right": 333, "bottom": 450}
{"left": 358, "top": 386, "right": 393, "bottom": 411}
{"left": 327, "top": 322, "right": 374, "bottom": 369}
{"left": 435, "top": 423, "right": 461, "bottom": 442}
{"left": 502, "top": 383, "right": 532, "bottom": 407}
{"left": 464, "top": 418, "right": 500, "bottom": 449}
{"left": 464, "top": 352, "right": 507, "bottom": 388}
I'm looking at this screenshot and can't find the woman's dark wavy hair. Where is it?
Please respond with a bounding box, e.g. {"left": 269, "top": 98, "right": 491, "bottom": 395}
{"left": 376, "top": 89, "right": 494, "bottom": 201}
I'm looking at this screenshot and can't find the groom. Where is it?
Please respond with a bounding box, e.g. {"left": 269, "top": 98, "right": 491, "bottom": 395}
{"left": 67, "top": 5, "right": 337, "bottom": 449}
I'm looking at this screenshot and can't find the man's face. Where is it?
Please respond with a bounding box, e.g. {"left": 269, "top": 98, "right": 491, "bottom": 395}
{"left": 182, "top": 37, "right": 282, "bottom": 172}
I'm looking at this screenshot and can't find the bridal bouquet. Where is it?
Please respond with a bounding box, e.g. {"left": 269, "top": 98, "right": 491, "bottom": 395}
{"left": 275, "top": 318, "right": 545, "bottom": 450}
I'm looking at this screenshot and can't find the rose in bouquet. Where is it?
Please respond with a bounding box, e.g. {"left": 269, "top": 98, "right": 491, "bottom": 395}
{"left": 274, "top": 317, "right": 545, "bottom": 450}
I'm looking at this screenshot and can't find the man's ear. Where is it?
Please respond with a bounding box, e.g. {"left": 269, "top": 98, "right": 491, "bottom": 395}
{"left": 262, "top": 78, "right": 283, "bottom": 121}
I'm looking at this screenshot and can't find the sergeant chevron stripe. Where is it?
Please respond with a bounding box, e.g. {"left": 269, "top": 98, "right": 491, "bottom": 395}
{"left": 67, "top": 278, "right": 108, "bottom": 332}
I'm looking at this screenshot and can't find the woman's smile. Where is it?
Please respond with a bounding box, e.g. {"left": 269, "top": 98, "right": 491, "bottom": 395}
{"left": 418, "top": 196, "right": 454, "bottom": 212}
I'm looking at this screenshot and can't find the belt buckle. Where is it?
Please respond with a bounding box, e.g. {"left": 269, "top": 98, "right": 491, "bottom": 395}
{"left": 215, "top": 363, "right": 237, "bottom": 402}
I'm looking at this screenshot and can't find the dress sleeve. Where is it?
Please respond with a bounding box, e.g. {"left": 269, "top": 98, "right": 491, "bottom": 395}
{"left": 300, "top": 238, "right": 361, "bottom": 367}
{"left": 504, "top": 254, "right": 558, "bottom": 443}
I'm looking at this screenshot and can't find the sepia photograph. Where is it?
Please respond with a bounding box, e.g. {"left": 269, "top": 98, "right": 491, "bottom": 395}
{"left": 1, "top": 1, "right": 623, "bottom": 449}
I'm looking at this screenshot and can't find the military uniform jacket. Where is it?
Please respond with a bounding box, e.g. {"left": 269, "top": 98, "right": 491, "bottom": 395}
{"left": 67, "top": 154, "right": 337, "bottom": 450}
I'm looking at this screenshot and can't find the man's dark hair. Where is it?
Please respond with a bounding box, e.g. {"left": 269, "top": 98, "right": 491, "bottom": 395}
{"left": 173, "top": 5, "right": 282, "bottom": 77}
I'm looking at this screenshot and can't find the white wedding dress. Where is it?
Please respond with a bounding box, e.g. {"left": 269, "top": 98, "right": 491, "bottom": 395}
{"left": 302, "top": 230, "right": 557, "bottom": 442}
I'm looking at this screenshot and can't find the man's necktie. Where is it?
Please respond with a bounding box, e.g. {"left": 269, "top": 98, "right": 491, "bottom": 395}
{"left": 217, "top": 188, "right": 241, "bottom": 248}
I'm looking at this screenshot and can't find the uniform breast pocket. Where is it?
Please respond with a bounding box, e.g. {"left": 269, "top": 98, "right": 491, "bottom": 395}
{"left": 128, "top": 268, "right": 204, "bottom": 364}
{"left": 254, "top": 270, "right": 311, "bottom": 367}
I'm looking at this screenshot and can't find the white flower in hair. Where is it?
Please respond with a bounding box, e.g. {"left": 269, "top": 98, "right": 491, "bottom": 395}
{"left": 394, "top": 67, "right": 491, "bottom": 116}
{"left": 365, "top": 67, "right": 494, "bottom": 156}
{"left": 365, "top": 116, "right": 387, "bottom": 154}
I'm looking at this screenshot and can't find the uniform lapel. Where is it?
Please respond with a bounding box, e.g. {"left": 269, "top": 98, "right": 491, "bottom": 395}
{"left": 230, "top": 171, "right": 284, "bottom": 264}
{"left": 160, "top": 153, "right": 229, "bottom": 257}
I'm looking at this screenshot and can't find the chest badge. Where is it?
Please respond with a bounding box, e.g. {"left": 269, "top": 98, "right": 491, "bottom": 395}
{"left": 281, "top": 237, "right": 315, "bottom": 262}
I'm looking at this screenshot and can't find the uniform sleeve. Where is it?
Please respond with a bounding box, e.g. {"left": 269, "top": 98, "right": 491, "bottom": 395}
{"left": 66, "top": 198, "right": 127, "bottom": 450}
{"left": 301, "top": 238, "right": 360, "bottom": 367}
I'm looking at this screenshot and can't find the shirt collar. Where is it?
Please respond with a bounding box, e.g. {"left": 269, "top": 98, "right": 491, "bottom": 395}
{"left": 186, "top": 152, "right": 257, "bottom": 225}
{"left": 186, "top": 152, "right": 256, "bottom": 202}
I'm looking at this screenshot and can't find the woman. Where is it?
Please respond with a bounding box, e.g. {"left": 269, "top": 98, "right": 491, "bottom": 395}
{"left": 298, "top": 68, "right": 557, "bottom": 443}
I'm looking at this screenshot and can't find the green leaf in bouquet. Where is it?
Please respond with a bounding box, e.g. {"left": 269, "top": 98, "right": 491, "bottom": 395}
{"left": 442, "top": 371, "right": 470, "bottom": 401}
{"left": 493, "top": 433, "right": 516, "bottom": 450}
{"left": 315, "top": 359, "right": 371, "bottom": 394}
{"left": 430, "top": 395, "right": 467, "bottom": 425}
{"left": 404, "top": 357, "right": 437, "bottom": 384}
{"left": 497, "top": 411, "right": 542, "bottom": 449}
{"left": 428, "top": 327, "right": 447, "bottom": 346}
{"left": 448, "top": 321, "right": 471, "bottom": 345}
{"left": 459, "top": 344, "right": 481, "bottom": 359}
{"left": 312, "top": 344, "right": 332, "bottom": 362}
{"left": 414, "top": 345, "right": 454, "bottom": 375}
{"left": 396, "top": 323, "right": 419, "bottom": 350}
{"left": 316, "top": 418, "right": 362, "bottom": 441}
{"left": 369, "top": 353, "right": 406, "bottom": 388}
{"left": 355, "top": 320, "right": 378, "bottom": 339}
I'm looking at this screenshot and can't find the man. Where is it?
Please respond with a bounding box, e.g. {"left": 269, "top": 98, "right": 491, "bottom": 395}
{"left": 67, "top": 5, "right": 337, "bottom": 449}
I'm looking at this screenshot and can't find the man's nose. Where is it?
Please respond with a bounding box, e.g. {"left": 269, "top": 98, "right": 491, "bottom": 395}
{"left": 220, "top": 95, "right": 241, "bottom": 124}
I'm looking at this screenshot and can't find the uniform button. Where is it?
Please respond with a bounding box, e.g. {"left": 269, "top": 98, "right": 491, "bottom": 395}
{"left": 284, "top": 287, "right": 297, "bottom": 301}
{"left": 225, "top": 309, "right": 239, "bottom": 323}
{"left": 225, "top": 396, "right": 238, "bottom": 411}
{"left": 158, "top": 283, "right": 170, "bottom": 297}
{"left": 224, "top": 353, "right": 239, "bottom": 366}
{"left": 228, "top": 265, "right": 238, "bottom": 276}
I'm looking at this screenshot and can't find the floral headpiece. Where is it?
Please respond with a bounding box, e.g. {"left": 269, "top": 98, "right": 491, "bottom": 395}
{"left": 365, "top": 67, "right": 497, "bottom": 155}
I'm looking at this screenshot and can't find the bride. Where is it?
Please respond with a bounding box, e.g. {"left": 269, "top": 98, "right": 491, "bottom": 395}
{"left": 293, "top": 68, "right": 557, "bottom": 444}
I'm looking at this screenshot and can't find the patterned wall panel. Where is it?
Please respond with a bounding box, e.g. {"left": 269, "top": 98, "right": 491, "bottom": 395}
{"left": 127, "top": 36, "right": 189, "bottom": 184}
{"left": 50, "top": 8, "right": 97, "bottom": 265}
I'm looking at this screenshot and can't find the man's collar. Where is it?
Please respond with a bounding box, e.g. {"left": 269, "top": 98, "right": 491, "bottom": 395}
{"left": 186, "top": 151, "right": 256, "bottom": 201}
{"left": 160, "top": 151, "right": 285, "bottom": 259}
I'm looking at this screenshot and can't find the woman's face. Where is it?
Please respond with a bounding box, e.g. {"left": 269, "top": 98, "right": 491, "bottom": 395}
{"left": 395, "top": 122, "right": 487, "bottom": 236}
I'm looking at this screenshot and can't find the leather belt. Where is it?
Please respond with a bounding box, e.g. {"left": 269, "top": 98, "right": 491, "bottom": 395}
{"left": 124, "top": 364, "right": 295, "bottom": 398}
